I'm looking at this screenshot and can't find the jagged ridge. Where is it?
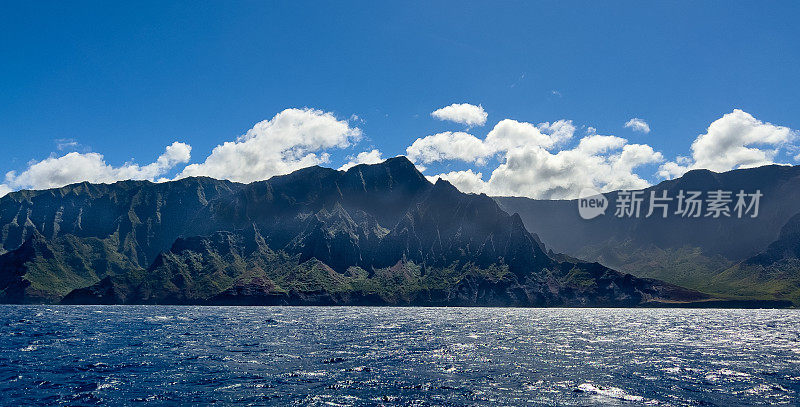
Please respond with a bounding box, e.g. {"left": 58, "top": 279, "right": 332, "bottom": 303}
{"left": 2, "top": 157, "right": 714, "bottom": 306}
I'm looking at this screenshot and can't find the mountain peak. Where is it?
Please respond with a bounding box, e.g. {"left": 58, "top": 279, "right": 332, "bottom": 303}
{"left": 341, "top": 155, "right": 418, "bottom": 173}
{"left": 0, "top": 154, "right": 731, "bottom": 306}
{"left": 381, "top": 155, "right": 416, "bottom": 167}
{"left": 344, "top": 156, "right": 425, "bottom": 181}
{"left": 433, "top": 177, "right": 455, "bottom": 188}
{"left": 339, "top": 156, "right": 430, "bottom": 195}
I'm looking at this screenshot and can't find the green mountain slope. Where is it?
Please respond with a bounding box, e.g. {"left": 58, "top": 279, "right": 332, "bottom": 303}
{"left": 495, "top": 165, "right": 800, "bottom": 305}
{"left": 1, "top": 157, "right": 720, "bottom": 306}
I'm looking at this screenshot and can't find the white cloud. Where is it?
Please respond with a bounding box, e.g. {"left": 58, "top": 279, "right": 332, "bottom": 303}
{"left": 431, "top": 103, "right": 488, "bottom": 127}
{"left": 406, "top": 119, "right": 577, "bottom": 168}
{"left": 1, "top": 141, "right": 191, "bottom": 194}
{"left": 575, "top": 134, "right": 626, "bottom": 155}
{"left": 485, "top": 136, "right": 662, "bottom": 199}
{"left": 3, "top": 106, "right": 794, "bottom": 203}
{"left": 406, "top": 132, "right": 493, "bottom": 165}
{"left": 536, "top": 120, "right": 576, "bottom": 146}
{"left": 658, "top": 109, "right": 797, "bottom": 178}
{"left": 338, "top": 149, "right": 384, "bottom": 171}
{"left": 418, "top": 117, "right": 661, "bottom": 199}
{"left": 179, "top": 108, "right": 361, "bottom": 183}
{"left": 156, "top": 142, "right": 192, "bottom": 169}
{"left": 485, "top": 119, "right": 560, "bottom": 151}
{"left": 412, "top": 114, "right": 660, "bottom": 199}
{"left": 624, "top": 118, "right": 651, "bottom": 134}
{"left": 427, "top": 169, "right": 488, "bottom": 194}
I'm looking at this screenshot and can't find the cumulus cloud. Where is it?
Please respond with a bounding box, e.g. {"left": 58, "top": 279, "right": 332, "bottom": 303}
{"left": 3, "top": 106, "right": 795, "bottom": 202}
{"left": 415, "top": 118, "right": 661, "bottom": 199}
{"left": 338, "top": 149, "right": 384, "bottom": 171}
{"left": 0, "top": 141, "right": 191, "bottom": 196}
{"left": 658, "top": 109, "right": 797, "bottom": 178}
{"left": 406, "top": 132, "right": 493, "bottom": 165}
{"left": 414, "top": 110, "right": 795, "bottom": 199}
{"left": 485, "top": 136, "right": 662, "bottom": 199}
{"left": 179, "top": 108, "right": 361, "bottom": 183}
{"left": 485, "top": 119, "right": 558, "bottom": 151}
{"left": 486, "top": 119, "right": 575, "bottom": 151}
{"left": 427, "top": 169, "right": 488, "bottom": 194}
{"left": 536, "top": 120, "right": 577, "bottom": 146}
{"left": 624, "top": 118, "right": 651, "bottom": 134}
{"left": 406, "top": 119, "right": 577, "bottom": 168}
{"left": 430, "top": 103, "right": 488, "bottom": 127}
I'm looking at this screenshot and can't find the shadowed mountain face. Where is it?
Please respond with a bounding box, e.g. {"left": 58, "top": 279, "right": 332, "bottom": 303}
{"left": 747, "top": 213, "right": 800, "bottom": 265}
{"left": 494, "top": 165, "right": 800, "bottom": 304}
{"left": 0, "top": 177, "right": 243, "bottom": 265}
{"left": 1, "top": 157, "right": 719, "bottom": 306}
{"left": 705, "top": 213, "right": 800, "bottom": 303}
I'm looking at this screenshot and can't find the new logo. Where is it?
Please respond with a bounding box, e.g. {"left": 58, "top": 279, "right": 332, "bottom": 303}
{"left": 578, "top": 188, "right": 608, "bottom": 219}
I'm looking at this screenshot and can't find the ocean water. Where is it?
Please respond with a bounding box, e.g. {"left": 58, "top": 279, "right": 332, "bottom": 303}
{"left": 0, "top": 306, "right": 798, "bottom": 406}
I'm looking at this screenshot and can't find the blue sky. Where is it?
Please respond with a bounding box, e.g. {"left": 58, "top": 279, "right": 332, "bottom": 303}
{"left": 2, "top": 1, "right": 799, "bottom": 198}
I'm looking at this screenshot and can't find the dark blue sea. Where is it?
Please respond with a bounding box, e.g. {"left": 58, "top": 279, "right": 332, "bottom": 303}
{"left": 0, "top": 306, "right": 798, "bottom": 406}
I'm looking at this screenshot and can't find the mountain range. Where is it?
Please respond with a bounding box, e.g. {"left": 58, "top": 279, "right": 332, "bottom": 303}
{"left": 0, "top": 156, "right": 794, "bottom": 307}
{"left": 496, "top": 164, "right": 800, "bottom": 305}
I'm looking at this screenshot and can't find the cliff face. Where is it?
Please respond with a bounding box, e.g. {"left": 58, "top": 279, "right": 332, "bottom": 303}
{"left": 703, "top": 213, "right": 800, "bottom": 304}
{"left": 495, "top": 165, "right": 800, "bottom": 305}
{"left": 2, "top": 157, "right": 713, "bottom": 306}
{"left": 0, "top": 177, "right": 243, "bottom": 265}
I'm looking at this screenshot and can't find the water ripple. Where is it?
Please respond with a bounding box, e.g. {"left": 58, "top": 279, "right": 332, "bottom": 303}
{"left": 0, "top": 306, "right": 798, "bottom": 406}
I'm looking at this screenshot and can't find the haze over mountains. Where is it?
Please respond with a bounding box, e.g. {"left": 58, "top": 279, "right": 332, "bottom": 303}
{"left": 0, "top": 156, "right": 796, "bottom": 306}
{"left": 496, "top": 164, "right": 800, "bottom": 304}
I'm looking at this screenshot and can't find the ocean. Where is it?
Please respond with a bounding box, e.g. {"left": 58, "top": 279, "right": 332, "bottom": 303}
{"left": 1, "top": 306, "right": 798, "bottom": 406}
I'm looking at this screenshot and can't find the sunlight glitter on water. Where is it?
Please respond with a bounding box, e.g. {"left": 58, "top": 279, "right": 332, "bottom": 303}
{"left": 0, "top": 306, "right": 798, "bottom": 406}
